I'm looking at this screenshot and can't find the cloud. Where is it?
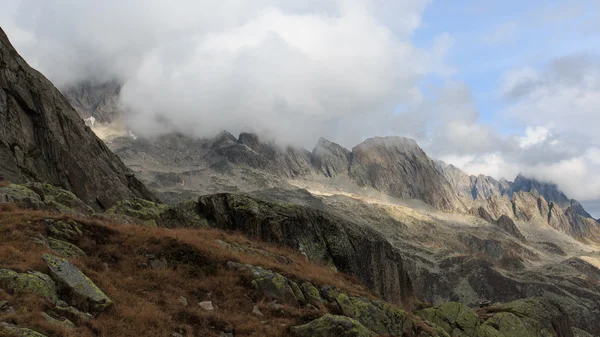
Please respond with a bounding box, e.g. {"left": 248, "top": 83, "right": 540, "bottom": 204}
{"left": 2, "top": 0, "right": 452, "bottom": 147}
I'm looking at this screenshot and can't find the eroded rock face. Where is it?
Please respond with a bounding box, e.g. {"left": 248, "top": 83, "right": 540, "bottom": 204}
{"left": 0, "top": 27, "right": 156, "bottom": 210}
{"left": 311, "top": 138, "right": 351, "bottom": 178}
{"left": 62, "top": 79, "right": 123, "bottom": 123}
{"left": 198, "top": 193, "right": 414, "bottom": 309}
{"left": 349, "top": 137, "right": 465, "bottom": 212}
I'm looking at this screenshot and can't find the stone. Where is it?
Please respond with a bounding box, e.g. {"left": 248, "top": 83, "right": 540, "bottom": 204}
{"left": 47, "top": 237, "right": 86, "bottom": 257}
{"left": 0, "top": 269, "right": 58, "bottom": 303}
{"left": 42, "top": 254, "right": 112, "bottom": 313}
{"left": 301, "top": 282, "right": 324, "bottom": 307}
{"left": 177, "top": 296, "right": 188, "bottom": 307}
{"left": 44, "top": 219, "right": 83, "bottom": 240}
{"left": 252, "top": 305, "right": 264, "bottom": 316}
{"left": 199, "top": 301, "right": 214, "bottom": 311}
{"left": 0, "top": 323, "right": 48, "bottom": 337}
{"left": 289, "top": 314, "right": 376, "bottom": 337}
{"left": 41, "top": 312, "right": 76, "bottom": 329}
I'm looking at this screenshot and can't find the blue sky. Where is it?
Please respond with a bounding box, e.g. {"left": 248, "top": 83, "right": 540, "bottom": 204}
{"left": 414, "top": 0, "right": 600, "bottom": 134}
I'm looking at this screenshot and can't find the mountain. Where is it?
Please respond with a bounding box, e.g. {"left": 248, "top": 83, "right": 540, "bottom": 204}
{"left": 436, "top": 161, "right": 598, "bottom": 240}
{"left": 62, "top": 79, "right": 124, "bottom": 124}
{"left": 348, "top": 137, "right": 465, "bottom": 212}
{"left": 0, "top": 27, "right": 156, "bottom": 210}
{"left": 511, "top": 173, "right": 593, "bottom": 218}
{"left": 435, "top": 161, "right": 510, "bottom": 205}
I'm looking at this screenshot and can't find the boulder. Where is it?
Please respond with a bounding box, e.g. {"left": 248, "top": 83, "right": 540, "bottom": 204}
{"left": 0, "top": 323, "right": 47, "bottom": 337}
{"left": 0, "top": 269, "right": 58, "bottom": 303}
{"left": 42, "top": 254, "right": 112, "bottom": 313}
{"left": 290, "top": 314, "right": 376, "bottom": 337}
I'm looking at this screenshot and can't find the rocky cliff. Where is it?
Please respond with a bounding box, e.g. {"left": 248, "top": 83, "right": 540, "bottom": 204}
{"left": 62, "top": 79, "right": 124, "bottom": 123}
{"left": 0, "top": 27, "right": 156, "bottom": 210}
{"left": 349, "top": 137, "right": 465, "bottom": 212}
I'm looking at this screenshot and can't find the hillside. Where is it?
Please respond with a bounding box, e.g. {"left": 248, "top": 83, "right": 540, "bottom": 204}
{"left": 0, "top": 182, "right": 592, "bottom": 337}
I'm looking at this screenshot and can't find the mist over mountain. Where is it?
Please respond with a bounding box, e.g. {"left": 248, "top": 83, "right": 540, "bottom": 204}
{"left": 2, "top": 1, "right": 600, "bottom": 210}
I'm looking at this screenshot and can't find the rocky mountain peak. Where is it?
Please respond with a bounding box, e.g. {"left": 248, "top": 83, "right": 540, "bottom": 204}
{"left": 62, "top": 79, "right": 124, "bottom": 123}
{"left": 311, "top": 138, "right": 351, "bottom": 178}
{"left": 0, "top": 27, "right": 157, "bottom": 210}
{"left": 350, "top": 137, "right": 465, "bottom": 212}
{"left": 354, "top": 136, "right": 421, "bottom": 154}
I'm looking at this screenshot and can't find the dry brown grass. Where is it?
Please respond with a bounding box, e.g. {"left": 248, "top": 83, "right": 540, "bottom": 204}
{"left": 0, "top": 208, "right": 374, "bottom": 337}
{"left": 0, "top": 180, "right": 10, "bottom": 188}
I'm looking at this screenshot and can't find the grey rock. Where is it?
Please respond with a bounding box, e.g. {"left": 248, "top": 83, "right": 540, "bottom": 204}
{"left": 198, "top": 301, "right": 214, "bottom": 311}
{"left": 311, "top": 137, "right": 351, "bottom": 178}
{"left": 349, "top": 137, "right": 465, "bottom": 212}
{"left": 290, "top": 315, "right": 376, "bottom": 337}
{"left": 42, "top": 254, "right": 112, "bottom": 313}
{"left": 62, "top": 79, "right": 123, "bottom": 123}
{"left": 0, "top": 323, "right": 48, "bottom": 337}
{"left": 252, "top": 305, "right": 264, "bottom": 316}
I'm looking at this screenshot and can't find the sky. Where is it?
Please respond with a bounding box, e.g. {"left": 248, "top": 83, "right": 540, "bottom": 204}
{"left": 1, "top": 0, "right": 600, "bottom": 216}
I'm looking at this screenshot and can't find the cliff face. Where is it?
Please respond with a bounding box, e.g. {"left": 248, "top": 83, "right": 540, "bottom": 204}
{"left": 349, "top": 137, "right": 466, "bottom": 212}
{"left": 197, "top": 193, "right": 415, "bottom": 309}
{"left": 62, "top": 79, "right": 124, "bottom": 123}
{"left": 0, "top": 27, "right": 156, "bottom": 210}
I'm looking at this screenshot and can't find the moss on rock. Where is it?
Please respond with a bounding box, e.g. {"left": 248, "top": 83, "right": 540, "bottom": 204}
{"left": 0, "top": 323, "right": 48, "bottom": 337}
{"left": 289, "top": 314, "right": 376, "bottom": 337}
{"left": 0, "top": 269, "right": 58, "bottom": 303}
{"left": 42, "top": 254, "right": 112, "bottom": 313}
{"left": 105, "top": 198, "right": 169, "bottom": 227}
{"left": 47, "top": 237, "right": 85, "bottom": 257}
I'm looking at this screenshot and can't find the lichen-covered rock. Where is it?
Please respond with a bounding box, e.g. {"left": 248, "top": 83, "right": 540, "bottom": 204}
{"left": 24, "top": 182, "right": 93, "bottom": 214}
{"left": 0, "top": 323, "right": 47, "bottom": 337}
{"left": 44, "top": 219, "right": 83, "bottom": 240}
{"left": 250, "top": 271, "right": 298, "bottom": 306}
{"left": 0, "top": 184, "right": 44, "bottom": 209}
{"left": 482, "top": 311, "right": 553, "bottom": 337}
{"left": 105, "top": 198, "right": 169, "bottom": 227}
{"left": 0, "top": 269, "right": 58, "bottom": 303}
{"left": 290, "top": 314, "right": 376, "bottom": 337}
{"left": 334, "top": 293, "right": 413, "bottom": 336}
{"left": 53, "top": 301, "right": 93, "bottom": 323}
{"left": 417, "top": 302, "right": 479, "bottom": 337}
{"left": 42, "top": 254, "right": 112, "bottom": 312}
{"left": 41, "top": 312, "right": 76, "bottom": 329}
{"left": 480, "top": 298, "right": 573, "bottom": 337}
{"left": 157, "top": 200, "right": 207, "bottom": 228}
{"left": 301, "top": 282, "right": 324, "bottom": 307}
{"left": 47, "top": 237, "right": 86, "bottom": 257}
{"left": 227, "top": 262, "right": 300, "bottom": 306}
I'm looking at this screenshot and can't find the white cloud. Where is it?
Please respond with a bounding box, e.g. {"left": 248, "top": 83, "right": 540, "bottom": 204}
{"left": 3, "top": 0, "right": 453, "bottom": 147}
{"left": 519, "top": 126, "right": 550, "bottom": 148}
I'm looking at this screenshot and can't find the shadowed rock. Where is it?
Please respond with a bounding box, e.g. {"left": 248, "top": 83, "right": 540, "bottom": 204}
{"left": 0, "top": 27, "right": 156, "bottom": 210}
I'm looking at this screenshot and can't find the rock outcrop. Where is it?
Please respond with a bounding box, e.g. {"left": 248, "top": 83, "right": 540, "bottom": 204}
{"left": 311, "top": 137, "right": 352, "bottom": 178}
{"left": 349, "top": 137, "right": 465, "bottom": 212}
{"left": 42, "top": 254, "right": 113, "bottom": 313}
{"left": 62, "top": 79, "right": 124, "bottom": 123}
{"left": 197, "top": 193, "right": 415, "bottom": 309}
{"left": 0, "top": 27, "right": 156, "bottom": 210}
